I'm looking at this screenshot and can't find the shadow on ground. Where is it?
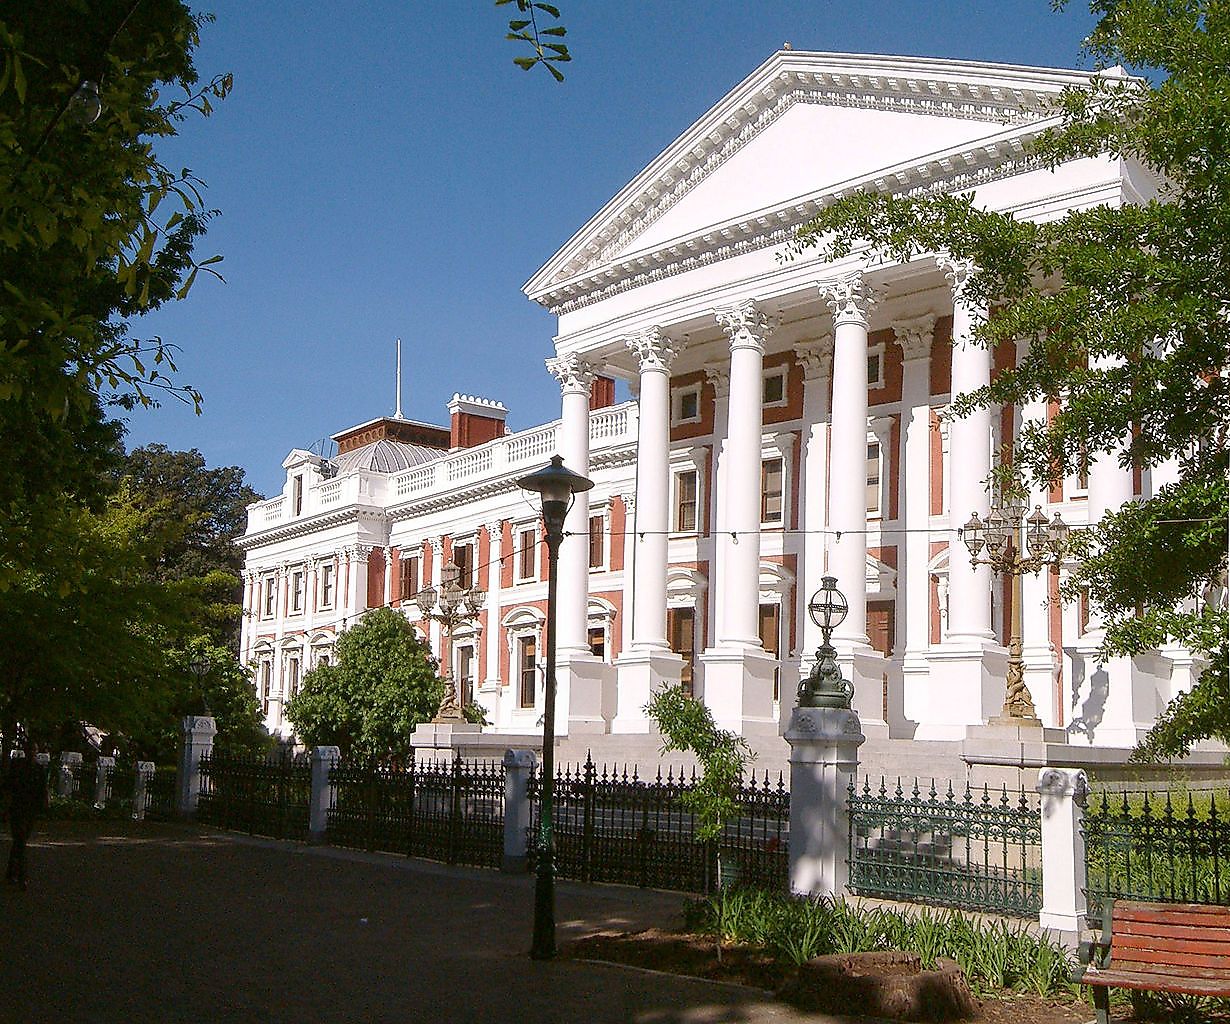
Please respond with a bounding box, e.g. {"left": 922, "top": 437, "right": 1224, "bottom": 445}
{"left": 0, "top": 820, "right": 853, "bottom": 1024}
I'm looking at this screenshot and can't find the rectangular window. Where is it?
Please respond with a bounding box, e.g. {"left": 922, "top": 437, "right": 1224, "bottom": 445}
{"left": 457, "top": 645, "right": 475, "bottom": 708}
{"left": 518, "top": 635, "right": 537, "bottom": 708}
{"left": 759, "top": 603, "right": 781, "bottom": 702}
{"left": 667, "top": 607, "right": 696, "bottom": 698}
{"left": 319, "top": 563, "right": 335, "bottom": 608}
{"left": 868, "top": 350, "right": 884, "bottom": 388}
{"left": 453, "top": 542, "right": 473, "bottom": 588}
{"left": 293, "top": 475, "right": 304, "bottom": 517}
{"left": 866, "top": 441, "right": 883, "bottom": 516}
{"left": 589, "top": 626, "right": 606, "bottom": 662}
{"left": 674, "top": 469, "right": 698, "bottom": 532}
{"left": 399, "top": 554, "right": 419, "bottom": 601}
{"left": 517, "top": 527, "right": 537, "bottom": 582}
{"left": 761, "top": 458, "right": 784, "bottom": 524}
{"left": 286, "top": 656, "right": 301, "bottom": 700}
{"left": 263, "top": 576, "right": 276, "bottom": 618}
{"left": 588, "top": 515, "right": 604, "bottom": 569}
{"left": 673, "top": 386, "right": 701, "bottom": 424}
{"left": 763, "top": 369, "right": 786, "bottom": 406}
{"left": 290, "top": 570, "right": 305, "bottom": 613}
{"left": 260, "top": 661, "right": 273, "bottom": 716}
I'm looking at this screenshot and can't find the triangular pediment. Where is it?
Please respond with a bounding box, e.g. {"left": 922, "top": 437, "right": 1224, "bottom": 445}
{"left": 526, "top": 51, "right": 1118, "bottom": 310}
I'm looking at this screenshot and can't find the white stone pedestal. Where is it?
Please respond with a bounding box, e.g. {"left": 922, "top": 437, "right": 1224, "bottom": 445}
{"left": 700, "top": 645, "right": 778, "bottom": 735}
{"left": 410, "top": 721, "right": 481, "bottom": 756}
{"left": 502, "top": 749, "right": 537, "bottom": 872}
{"left": 558, "top": 652, "right": 612, "bottom": 735}
{"left": 177, "top": 715, "right": 217, "bottom": 817}
{"left": 58, "top": 751, "right": 82, "bottom": 798}
{"left": 785, "top": 706, "right": 865, "bottom": 899}
{"left": 1065, "top": 641, "right": 1151, "bottom": 746}
{"left": 914, "top": 643, "right": 1008, "bottom": 740}
{"left": 846, "top": 648, "right": 890, "bottom": 739}
{"left": 612, "top": 648, "right": 682, "bottom": 733}
{"left": 1036, "top": 766, "right": 1088, "bottom": 943}
{"left": 309, "top": 746, "right": 340, "bottom": 843}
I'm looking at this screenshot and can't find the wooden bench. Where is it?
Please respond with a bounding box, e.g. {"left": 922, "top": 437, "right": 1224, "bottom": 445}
{"left": 1074, "top": 898, "right": 1230, "bottom": 1024}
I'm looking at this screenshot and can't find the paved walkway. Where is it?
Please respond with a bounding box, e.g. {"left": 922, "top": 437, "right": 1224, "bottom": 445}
{"left": 0, "top": 820, "right": 856, "bottom": 1024}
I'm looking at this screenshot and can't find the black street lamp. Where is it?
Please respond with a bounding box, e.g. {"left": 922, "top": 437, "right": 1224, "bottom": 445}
{"left": 797, "top": 576, "right": 854, "bottom": 709}
{"left": 188, "top": 653, "right": 212, "bottom": 716}
{"left": 962, "top": 474, "right": 1070, "bottom": 723}
{"left": 515, "top": 454, "right": 593, "bottom": 961}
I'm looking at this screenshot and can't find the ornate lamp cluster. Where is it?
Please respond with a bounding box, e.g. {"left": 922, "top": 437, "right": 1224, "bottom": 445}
{"left": 961, "top": 474, "right": 1070, "bottom": 722}
{"left": 415, "top": 561, "right": 485, "bottom": 722}
{"left": 797, "top": 575, "right": 854, "bottom": 709}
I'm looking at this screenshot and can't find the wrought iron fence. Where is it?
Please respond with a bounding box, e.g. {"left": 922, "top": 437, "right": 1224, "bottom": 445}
{"left": 1084, "top": 786, "right": 1228, "bottom": 911}
{"left": 527, "top": 756, "right": 789, "bottom": 894}
{"left": 327, "top": 755, "right": 504, "bottom": 869}
{"left": 197, "top": 752, "right": 311, "bottom": 841}
{"left": 55, "top": 758, "right": 90, "bottom": 802}
{"left": 848, "top": 776, "right": 1043, "bottom": 918}
{"left": 101, "top": 759, "right": 136, "bottom": 810}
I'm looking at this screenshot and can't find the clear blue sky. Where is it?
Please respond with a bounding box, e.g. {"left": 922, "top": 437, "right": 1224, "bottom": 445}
{"left": 125, "top": 1, "right": 1100, "bottom": 497}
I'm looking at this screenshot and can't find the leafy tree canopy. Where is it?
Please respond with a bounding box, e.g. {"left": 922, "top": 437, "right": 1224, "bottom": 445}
{"left": 285, "top": 607, "right": 445, "bottom": 762}
{"left": 791, "top": 0, "right": 1228, "bottom": 759}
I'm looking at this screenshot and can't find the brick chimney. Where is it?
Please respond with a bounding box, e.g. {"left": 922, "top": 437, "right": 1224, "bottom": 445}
{"left": 448, "top": 394, "right": 508, "bottom": 449}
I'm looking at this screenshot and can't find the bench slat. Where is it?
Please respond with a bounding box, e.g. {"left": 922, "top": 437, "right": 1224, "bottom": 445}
{"left": 1115, "top": 904, "right": 1230, "bottom": 928}
{"left": 1095, "top": 963, "right": 1230, "bottom": 982}
{"left": 1111, "top": 946, "right": 1230, "bottom": 970}
{"left": 1117, "top": 920, "right": 1230, "bottom": 944}
{"left": 1114, "top": 934, "right": 1230, "bottom": 957}
{"left": 1083, "top": 969, "right": 1230, "bottom": 998}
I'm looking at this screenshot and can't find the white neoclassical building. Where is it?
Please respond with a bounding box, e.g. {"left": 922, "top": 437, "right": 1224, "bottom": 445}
{"left": 238, "top": 51, "right": 1201, "bottom": 764}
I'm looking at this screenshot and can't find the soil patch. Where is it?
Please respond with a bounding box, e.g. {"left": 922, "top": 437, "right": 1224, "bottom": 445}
{"left": 561, "top": 929, "right": 1127, "bottom": 1023}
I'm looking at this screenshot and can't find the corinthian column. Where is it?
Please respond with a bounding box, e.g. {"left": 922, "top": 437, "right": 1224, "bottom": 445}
{"left": 794, "top": 336, "right": 833, "bottom": 660}
{"left": 821, "top": 272, "right": 877, "bottom": 649}
{"left": 715, "top": 299, "right": 774, "bottom": 647}
{"left": 546, "top": 352, "right": 596, "bottom": 655}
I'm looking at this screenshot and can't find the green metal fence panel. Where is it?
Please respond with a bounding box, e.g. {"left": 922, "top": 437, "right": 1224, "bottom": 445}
{"left": 326, "top": 755, "right": 504, "bottom": 869}
{"left": 848, "top": 776, "right": 1042, "bottom": 918}
{"left": 1084, "top": 786, "right": 1228, "bottom": 910}
{"left": 197, "top": 752, "right": 311, "bottom": 841}
{"left": 527, "top": 756, "right": 789, "bottom": 894}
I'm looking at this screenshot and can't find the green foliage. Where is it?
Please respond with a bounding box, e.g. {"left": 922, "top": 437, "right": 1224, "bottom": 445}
{"left": 285, "top": 607, "right": 445, "bottom": 761}
{"left": 683, "top": 890, "right": 1077, "bottom": 998}
{"left": 645, "top": 685, "right": 754, "bottom": 843}
{"left": 496, "top": 0, "right": 569, "bottom": 81}
{"left": 791, "top": 0, "right": 1228, "bottom": 757}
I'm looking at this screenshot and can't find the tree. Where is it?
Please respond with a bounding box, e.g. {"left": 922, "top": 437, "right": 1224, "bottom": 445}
{"left": 497, "top": 1, "right": 570, "bottom": 80}
{"left": 285, "top": 608, "right": 445, "bottom": 761}
{"left": 791, "top": 0, "right": 1228, "bottom": 758}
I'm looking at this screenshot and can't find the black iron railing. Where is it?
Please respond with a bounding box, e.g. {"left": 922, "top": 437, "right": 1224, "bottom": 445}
{"left": 1084, "top": 786, "right": 1228, "bottom": 911}
{"left": 327, "top": 755, "right": 504, "bottom": 869}
{"left": 848, "top": 776, "right": 1043, "bottom": 918}
{"left": 527, "top": 756, "right": 789, "bottom": 894}
{"left": 197, "top": 752, "right": 311, "bottom": 841}
{"left": 143, "top": 767, "right": 178, "bottom": 820}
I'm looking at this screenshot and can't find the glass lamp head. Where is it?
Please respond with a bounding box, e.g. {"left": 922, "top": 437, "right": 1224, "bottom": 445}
{"left": 1047, "top": 513, "right": 1070, "bottom": 558}
{"left": 807, "top": 576, "right": 848, "bottom": 633}
{"left": 415, "top": 587, "right": 436, "bottom": 615}
{"left": 984, "top": 512, "right": 1009, "bottom": 555}
{"left": 1026, "top": 505, "right": 1049, "bottom": 557}
{"left": 962, "top": 511, "right": 986, "bottom": 558}
{"left": 515, "top": 454, "right": 594, "bottom": 505}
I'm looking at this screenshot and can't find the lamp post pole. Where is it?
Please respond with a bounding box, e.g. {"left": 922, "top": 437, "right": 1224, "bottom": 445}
{"left": 962, "top": 476, "right": 1069, "bottom": 723}
{"left": 516, "top": 455, "right": 594, "bottom": 961}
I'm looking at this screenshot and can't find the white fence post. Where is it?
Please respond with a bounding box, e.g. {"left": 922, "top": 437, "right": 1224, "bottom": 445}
{"left": 133, "top": 761, "right": 155, "bottom": 820}
{"left": 502, "top": 749, "right": 536, "bottom": 872}
{"left": 94, "top": 755, "right": 115, "bottom": 808}
{"left": 58, "top": 751, "right": 82, "bottom": 798}
{"left": 1037, "top": 766, "right": 1089, "bottom": 941}
{"left": 309, "top": 746, "right": 340, "bottom": 843}
{"left": 785, "top": 706, "right": 865, "bottom": 898}
{"left": 177, "top": 715, "right": 217, "bottom": 818}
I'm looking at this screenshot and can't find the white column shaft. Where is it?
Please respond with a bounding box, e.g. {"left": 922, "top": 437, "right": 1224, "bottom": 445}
{"left": 797, "top": 348, "right": 832, "bottom": 657}
{"left": 558, "top": 386, "right": 592, "bottom": 653}
{"left": 900, "top": 352, "right": 932, "bottom": 657}
{"left": 947, "top": 298, "right": 994, "bottom": 643}
{"left": 828, "top": 316, "right": 870, "bottom": 647}
{"left": 485, "top": 524, "right": 503, "bottom": 685}
{"left": 633, "top": 365, "right": 670, "bottom": 649}
{"left": 721, "top": 341, "right": 764, "bottom": 646}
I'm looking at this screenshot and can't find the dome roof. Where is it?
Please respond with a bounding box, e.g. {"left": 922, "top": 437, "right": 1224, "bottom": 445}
{"left": 331, "top": 437, "right": 444, "bottom": 475}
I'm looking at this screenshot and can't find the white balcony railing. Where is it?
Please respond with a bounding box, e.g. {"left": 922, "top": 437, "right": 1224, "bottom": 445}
{"left": 248, "top": 402, "right": 638, "bottom": 532}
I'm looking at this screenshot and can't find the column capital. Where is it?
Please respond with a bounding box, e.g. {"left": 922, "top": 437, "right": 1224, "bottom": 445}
{"left": 484, "top": 519, "right": 504, "bottom": 540}
{"left": 819, "top": 272, "right": 879, "bottom": 327}
{"left": 935, "top": 251, "right": 977, "bottom": 302}
{"left": 429, "top": 536, "right": 444, "bottom": 557}
{"left": 619, "top": 491, "right": 636, "bottom": 517}
{"left": 626, "top": 327, "right": 680, "bottom": 373}
{"left": 892, "top": 313, "right": 937, "bottom": 361}
{"left": 545, "top": 352, "right": 597, "bottom": 395}
{"left": 794, "top": 335, "right": 834, "bottom": 381}
{"left": 703, "top": 363, "right": 730, "bottom": 399}
{"left": 714, "top": 298, "right": 775, "bottom": 353}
